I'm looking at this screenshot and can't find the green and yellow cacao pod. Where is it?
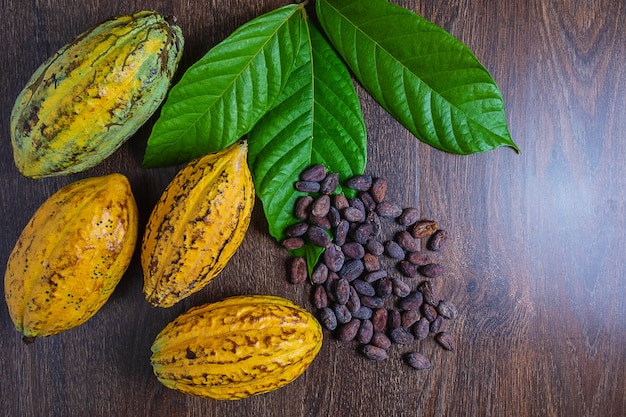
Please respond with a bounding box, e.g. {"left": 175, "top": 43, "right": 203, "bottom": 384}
{"left": 150, "top": 295, "right": 323, "bottom": 400}
{"left": 141, "top": 140, "right": 255, "bottom": 308}
{"left": 4, "top": 174, "right": 138, "bottom": 340}
{"left": 10, "top": 11, "right": 184, "bottom": 178}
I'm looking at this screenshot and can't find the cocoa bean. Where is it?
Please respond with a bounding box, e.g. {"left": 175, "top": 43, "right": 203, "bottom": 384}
{"left": 375, "top": 201, "right": 402, "bottom": 218}
{"left": 384, "top": 240, "right": 405, "bottom": 259}
{"left": 366, "top": 211, "right": 382, "bottom": 238}
{"left": 435, "top": 332, "right": 456, "bottom": 351}
{"left": 429, "top": 316, "right": 445, "bottom": 333}
{"left": 436, "top": 300, "right": 458, "bottom": 320}
{"left": 387, "top": 309, "right": 401, "bottom": 329}
{"left": 360, "top": 344, "right": 387, "bottom": 361}
{"left": 395, "top": 230, "right": 419, "bottom": 252}
{"left": 310, "top": 262, "right": 329, "bottom": 285}
{"left": 358, "top": 191, "right": 377, "bottom": 211}
{"left": 323, "top": 244, "right": 345, "bottom": 272}
{"left": 342, "top": 242, "right": 365, "bottom": 259}
{"left": 401, "top": 309, "right": 421, "bottom": 328}
{"left": 419, "top": 263, "right": 445, "bottom": 278}
{"left": 282, "top": 237, "right": 305, "bottom": 250}
{"left": 319, "top": 307, "right": 337, "bottom": 330}
{"left": 334, "top": 220, "right": 349, "bottom": 246}
{"left": 371, "top": 308, "right": 388, "bottom": 332}
{"left": 346, "top": 174, "right": 372, "bottom": 191}
{"left": 343, "top": 206, "right": 365, "bottom": 223}
{"left": 284, "top": 222, "right": 309, "bottom": 237}
{"left": 363, "top": 252, "right": 381, "bottom": 272}
{"left": 375, "top": 277, "right": 393, "bottom": 298}
{"left": 327, "top": 206, "right": 341, "bottom": 227}
{"left": 349, "top": 197, "right": 366, "bottom": 214}
{"left": 334, "top": 303, "right": 352, "bottom": 324}
{"left": 391, "top": 279, "right": 411, "bottom": 298}
{"left": 365, "top": 240, "right": 385, "bottom": 256}
{"left": 351, "top": 306, "right": 373, "bottom": 320}
{"left": 337, "top": 319, "right": 361, "bottom": 342}
{"left": 411, "top": 220, "right": 439, "bottom": 239}
{"left": 294, "top": 195, "right": 313, "bottom": 220}
{"left": 371, "top": 331, "right": 392, "bottom": 349}
{"left": 334, "top": 278, "right": 351, "bottom": 304}
{"left": 347, "top": 286, "right": 361, "bottom": 313}
{"left": 418, "top": 281, "right": 440, "bottom": 306}
{"left": 313, "top": 285, "right": 328, "bottom": 309}
{"left": 307, "top": 225, "right": 331, "bottom": 248}
{"left": 351, "top": 223, "right": 373, "bottom": 244}
{"left": 428, "top": 229, "right": 448, "bottom": 251}
{"left": 320, "top": 172, "right": 339, "bottom": 194}
{"left": 300, "top": 164, "right": 327, "bottom": 182}
{"left": 309, "top": 214, "right": 331, "bottom": 230}
{"left": 407, "top": 251, "right": 430, "bottom": 266}
{"left": 331, "top": 193, "right": 349, "bottom": 211}
{"left": 363, "top": 270, "right": 387, "bottom": 283}
{"left": 338, "top": 259, "right": 364, "bottom": 282}
{"left": 398, "top": 291, "right": 423, "bottom": 311}
{"left": 353, "top": 279, "right": 376, "bottom": 297}
{"left": 294, "top": 180, "right": 320, "bottom": 193}
{"left": 412, "top": 318, "right": 430, "bottom": 341}
{"left": 397, "top": 260, "right": 419, "bottom": 278}
{"left": 356, "top": 319, "right": 374, "bottom": 344}
{"left": 369, "top": 177, "right": 387, "bottom": 203}
{"left": 405, "top": 352, "right": 431, "bottom": 370}
{"left": 289, "top": 256, "right": 308, "bottom": 284}
{"left": 390, "top": 327, "right": 414, "bottom": 344}
{"left": 397, "top": 207, "right": 420, "bottom": 227}
{"left": 360, "top": 295, "right": 384, "bottom": 309}
{"left": 311, "top": 194, "right": 331, "bottom": 217}
{"left": 421, "top": 303, "right": 438, "bottom": 322}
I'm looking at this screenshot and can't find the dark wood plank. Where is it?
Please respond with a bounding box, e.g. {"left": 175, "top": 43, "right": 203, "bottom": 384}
{"left": 1, "top": 1, "right": 625, "bottom": 416}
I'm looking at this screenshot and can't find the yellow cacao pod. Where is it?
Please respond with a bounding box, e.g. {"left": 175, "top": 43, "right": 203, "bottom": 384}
{"left": 10, "top": 11, "right": 184, "bottom": 178}
{"left": 150, "top": 295, "right": 323, "bottom": 400}
{"left": 141, "top": 140, "right": 255, "bottom": 308}
{"left": 4, "top": 174, "right": 138, "bottom": 340}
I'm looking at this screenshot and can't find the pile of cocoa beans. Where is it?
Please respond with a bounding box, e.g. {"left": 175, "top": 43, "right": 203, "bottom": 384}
{"left": 284, "top": 165, "right": 458, "bottom": 370}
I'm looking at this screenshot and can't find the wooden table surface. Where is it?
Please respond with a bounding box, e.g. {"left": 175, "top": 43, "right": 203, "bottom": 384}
{"left": 1, "top": 1, "right": 625, "bottom": 416}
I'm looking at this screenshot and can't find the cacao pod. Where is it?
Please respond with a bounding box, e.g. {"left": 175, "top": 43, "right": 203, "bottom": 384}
{"left": 4, "top": 174, "right": 138, "bottom": 340}
{"left": 10, "top": 11, "right": 184, "bottom": 178}
{"left": 141, "top": 140, "right": 255, "bottom": 307}
{"left": 150, "top": 295, "right": 323, "bottom": 400}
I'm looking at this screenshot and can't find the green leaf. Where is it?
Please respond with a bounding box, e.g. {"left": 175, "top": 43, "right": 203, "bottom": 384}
{"left": 316, "top": 0, "right": 519, "bottom": 154}
{"left": 142, "top": 4, "right": 304, "bottom": 167}
{"left": 247, "top": 18, "right": 367, "bottom": 244}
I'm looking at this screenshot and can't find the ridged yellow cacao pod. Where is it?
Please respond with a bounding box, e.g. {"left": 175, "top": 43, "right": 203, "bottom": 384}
{"left": 10, "top": 11, "right": 184, "bottom": 178}
{"left": 141, "top": 140, "right": 255, "bottom": 308}
{"left": 150, "top": 295, "right": 323, "bottom": 400}
{"left": 4, "top": 174, "right": 138, "bottom": 340}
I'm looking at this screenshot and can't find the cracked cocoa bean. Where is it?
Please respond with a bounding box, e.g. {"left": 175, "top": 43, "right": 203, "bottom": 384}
{"left": 421, "top": 303, "right": 438, "bottom": 322}
{"left": 401, "top": 309, "right": 421, "bottom": 328}
{"left": 430, "top": 316, "right": 445, "bottom": 333}
{"left": 397, "top": 260, "right": 419, "bottom": 278}
{"left": 418, "top": 281, "right": 440, "bottom": 306}
{"left": 411, "top": 220, "right": 439, "bottom": 239}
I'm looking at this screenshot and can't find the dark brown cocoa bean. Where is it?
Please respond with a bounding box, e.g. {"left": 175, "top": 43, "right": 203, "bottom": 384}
{"left": 419, "top": 263, "right": 445, "bottom": 278}
{"left": 319, "top": 172, "right": 339, "bottom": 194}
{"left": 358, "top": 191, "right": 377, "bottom": 211}
{"left": 310, "top": 262, "right": 329, "bottom": 285}
{"left": 334, "top": 303, "right": 352, "bottom": 324}
{"left": 375, "top": 201, "right": 402, "bottom": 218}
{"left": 401, "top": 309, "right": 421, "bottom": 328}
{"left": 353, "top": 279, "right": 376, "bottom": 296}
{"left": 384, "top": 240, "right": 405, "bottom": 259}
{"left": 324, "top": 271, "right": 339, "bottom": 301}
{"left": 323, "top": 244, "right": 345, "bottom": 272}
{"left": 351, "top": 223, "right": 374, "bottom": 244}
{"left": 418, "top": 281, "right": 440, "bottom": 306}
{"left": 395, "top": 230, "right": 419, "bottom": 252}
{"left": 387, "top": 309, "right": 402, "bottom": 329}
{"left": 360, "top": 295, "right": 384, "bottom": 309}
{"left": 309, "top": 214, "right": 331, "bottom": 230}
{"left": 342, "top": 242, "right": 365, "bottom": 259}
{"left": 390, "top": 327, "right": 414, "bottom": 344}
{"left": 294, "top": 195, "right": 313, "bottom": 220}
{"left": 356, "top": 319, "right": 374, "bottom": 344}
{"left": 397, "top": 260, "right": 419, "bottom": 278}
{"left": 346, "top": 174, "right": 372, "bottom": 191}
{"left": 405, "top": 352, "right": 431, "bottom": 370}
{"left": 407, "top": 251, "right": 430, "bottom": 266}
{"left": 375, "top": 277, "right": 392, "bottom": 299}
{"left": 428, "top": 229, "right": 449, "bottom": 251}
{"left": 360, "top": 344, "right": 387, "bottom": 361}
{"left": 331, "top": 193, "right": 349, "bottom": 211}
{"left": 369, "top": 177, "right": 387, "bottom": 203}
{"left": 319, "top": 307, "right": 337, "bottom": 330}
{"left": 371, "top": 308, "right": 388, "bottom": 332}
{"left": 347, "top": 286, "right": 361, "bottom": 313}
{"left": 284, "top": 222, "right": 309, "bottom": 237}
{"left": 282, "top": 237, "right": 305, "bottom": 250}
{"left": 334, "top": 220, "right": 349, "bottom": 246}
{"left": 311, "top": 194, "right": 331, "bottom": 217}
{"left": 430, "top": 316, "right": 445, "bottom": 333}
{"left": 397, "top": 207, "right": 420, "bottom": 227}
{"left": 363, "top": 269, "right": 387, "bottom": 283}
{"left": 294, "top": 180, "right": 320, "bottom": 193}
{"left": 363, "top": 252, "right": 381, "bottom": 272}
{"left": 370, "top": 331, "right": 392, "bottom": 349}
{"left": 351, "top": 306, "right": 373, "bottom": 320}
{"left": 334, "top": 277, "right": 351, "bottom": 304}
{"left": 300, "top": 164, "right": 327, "bottom": 182}
{"left": 412, "top": 318, "right": 430, "bottom": 341}
{"left": 327, "top": 206, "right": 341, "bottom": 227}
{"left": 411, "top": 220, "right": 439, "bottom": 239}
{"left": 391, "top": 278, "right": 411, "bottom": 298}
{"left": 289, "top": 256, "right": 308, "bottom": 284}
{"left": 343, "top": 206, "right": 365, "bottom": 223}
{"left": 421, "top": 303, "right": 438, "bottom": 322}
{"left": 398, "top": 291, "right": 423, "bottom": 311}
{"left": 435, "top": 332, "right": 456, "bottom": 351}
{"left": 307, "top": 225, "right": 332, "bottom": 248}
{"left": 436, "top": 300, "right": 458, "bottom": 320}
{"left": 336, "top": 319, "right": 361, "bottom": 342}
{"left": 338, "top": 259, "right": 364, "bottom": 282}
{"left": 313, "top": 285, "right": 328, "bottom": 309}
{"left": 365, "top": 239, "right": 385, "bottom": 256}
{"left": 366, "top": 211, "right": 382, "bottom": 238}
{"left": 349, "top": 197, "right": 366, "bottom": 214}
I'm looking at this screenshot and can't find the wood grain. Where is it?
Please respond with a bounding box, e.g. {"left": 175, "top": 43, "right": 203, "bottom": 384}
{"left": 1, "top": 1, "right": 625, "bottom": 416}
